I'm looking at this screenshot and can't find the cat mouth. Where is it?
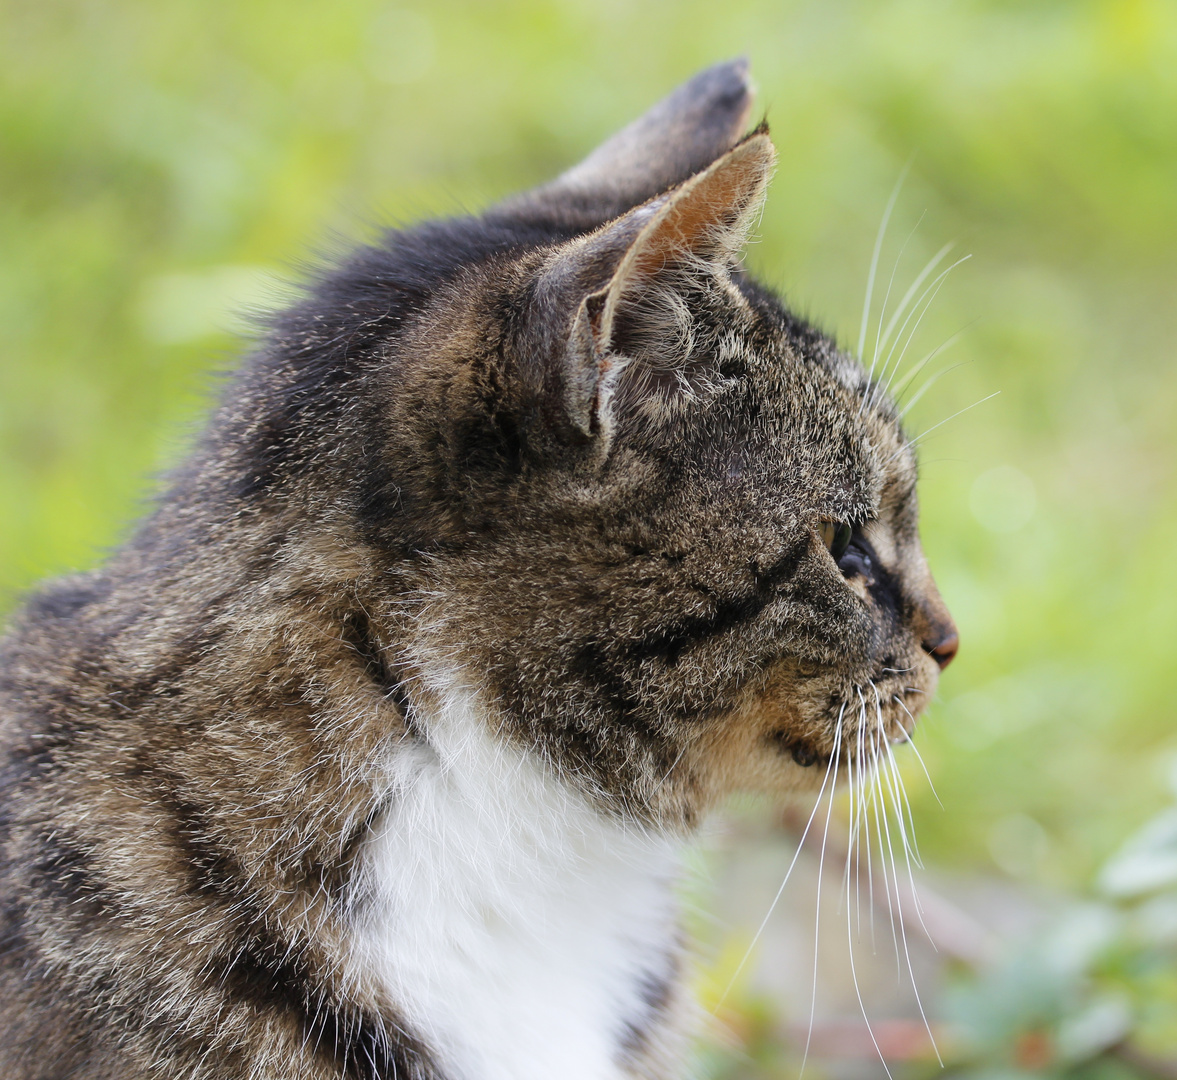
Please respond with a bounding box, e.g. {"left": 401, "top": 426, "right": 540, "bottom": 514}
{"left": 769, "top": 676, "right": 928, "bottom": 770}
{"left": 769, "top": 733, "right": 827, "bottom": 768}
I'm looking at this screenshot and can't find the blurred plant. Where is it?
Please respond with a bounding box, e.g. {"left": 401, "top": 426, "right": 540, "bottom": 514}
{"left": 700, "top": 760, "right": 1177, "bottom": 1079}
{"left": 941, "top": 762, "right": 1177, "bottom": 1079}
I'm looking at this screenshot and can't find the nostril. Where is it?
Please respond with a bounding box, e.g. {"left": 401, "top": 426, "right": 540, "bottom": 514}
{"left": 925, "top": 631, "right": 959, "bottom": 670}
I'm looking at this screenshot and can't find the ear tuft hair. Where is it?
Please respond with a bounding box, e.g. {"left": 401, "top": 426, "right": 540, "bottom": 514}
{"left": 525, "top": 131, "right": 776, "bottom": 445}
{"left": 598, "top": 131, "right": 776, "bottom": 360}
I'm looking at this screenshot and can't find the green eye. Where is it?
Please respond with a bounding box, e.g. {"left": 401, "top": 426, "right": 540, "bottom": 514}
{"left": 819, "top": 521, "right": 853, "bottom": 561}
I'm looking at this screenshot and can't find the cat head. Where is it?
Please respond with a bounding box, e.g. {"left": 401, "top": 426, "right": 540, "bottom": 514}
{"left": 249, "top": 61, "right": 957, "bottom": 827}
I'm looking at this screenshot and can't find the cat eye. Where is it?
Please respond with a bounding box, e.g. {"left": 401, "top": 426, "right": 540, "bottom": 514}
{"left": 818, "top": 521, "right": 853, "bottom": 562}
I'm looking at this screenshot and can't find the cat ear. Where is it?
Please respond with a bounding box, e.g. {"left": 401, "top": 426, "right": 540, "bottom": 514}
{"left": 590, "top": 129, "right": 774, "bottom": 357}
{"left": 499, "top": 59, "right": 755, "bottom": 229}
{"left": 528, "top": 131, "right": 775, "bottom": 442}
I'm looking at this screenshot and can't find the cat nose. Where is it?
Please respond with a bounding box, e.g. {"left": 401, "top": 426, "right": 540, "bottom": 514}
{"left": 923, "top": 625, "right": 959, "bottom": 670}
{"left": 911, "top": 567, "right": 958, "bottom": 670}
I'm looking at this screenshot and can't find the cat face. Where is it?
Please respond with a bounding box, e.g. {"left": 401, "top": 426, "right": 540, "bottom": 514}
{"left": 357, "top": 64, "right": 956, "bottom": 826}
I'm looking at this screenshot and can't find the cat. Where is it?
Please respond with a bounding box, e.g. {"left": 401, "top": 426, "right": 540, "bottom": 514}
{"left": 0, "top": 59, "right": 957, "bottom": 1080}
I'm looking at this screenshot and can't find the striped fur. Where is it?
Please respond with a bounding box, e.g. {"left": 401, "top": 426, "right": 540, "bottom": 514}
{"left": 0, "top": 60, "right": 954, "bottom": 1078}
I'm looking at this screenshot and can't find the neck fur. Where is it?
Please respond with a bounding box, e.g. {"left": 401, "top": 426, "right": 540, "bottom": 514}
{"left": 351, "top": 670, "right": 688, "bottom": 1080}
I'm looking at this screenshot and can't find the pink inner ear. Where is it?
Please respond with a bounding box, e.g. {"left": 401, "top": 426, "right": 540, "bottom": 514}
{"left": 624, "top": 133, "right": 776, "bottom": 282}
{"left": 564, "top": 132, "right": 774, "bottom": 378}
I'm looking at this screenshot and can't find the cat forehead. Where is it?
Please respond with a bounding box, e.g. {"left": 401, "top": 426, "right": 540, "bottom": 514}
{"left": 716, "top": 305, "right": 898, "bottom": 428}
{"left": 630, "top": 329, "right": 905, "bottom": 503}
{"left": 742, "top": 324, "right": 917, "bottom": 504}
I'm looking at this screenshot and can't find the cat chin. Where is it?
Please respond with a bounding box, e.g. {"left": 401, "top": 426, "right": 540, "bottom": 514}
{"left": 660, "top": 653, "right": 940, "bottom": 817}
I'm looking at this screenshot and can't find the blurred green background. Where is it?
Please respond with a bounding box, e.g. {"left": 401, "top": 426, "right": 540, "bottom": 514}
{"left": 3, "top": 0, "right": 1176, "bottom": 1075}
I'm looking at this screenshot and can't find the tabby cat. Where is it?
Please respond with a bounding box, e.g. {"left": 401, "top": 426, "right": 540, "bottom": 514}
{"left": 0, "top": 60, "right": 957, "bottom": 1079}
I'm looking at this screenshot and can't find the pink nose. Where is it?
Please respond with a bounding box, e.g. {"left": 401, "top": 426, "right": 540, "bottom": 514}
{"left": 924, "top": 629, "right": 959, "bottom": 670}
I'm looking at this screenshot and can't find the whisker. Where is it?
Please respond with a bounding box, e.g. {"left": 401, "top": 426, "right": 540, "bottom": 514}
{"left": 800, "top": 709, "right": 845, "bottom": 1079}
{"left": 889, "top": 781, "right": 932, "bottom": 960}
{"left": 857, "top": 164, "right": 911, "bottom": 364}
{"left": 879, "top": 741, "right": 943, "bottom": 1065}
{"left": 873, "top": 692, "right": 931, "bottom": 930}
{"left": 877, "top": 733, "right": 913, "bottom": 977}
{"left": 854, "top": 717, "right": 868, "bottom": 940}
{"left": 845, "top": 812, "right": 896, "bottom": 1080}
{"left": 860, "top": 692, "right": 901, "bottom": 976}
{"left": 650, "top": 745, "right": 687, "bottom": 798}
{"left": 893, "top": 696, "right": 943, "bottom": 807}
{"left": 842, "top": 723, "right": 895, "bottom": 1080}
{"left": 898, "top": 356, "right": 973, "bottom": 419}
{"left": 872, "top": 255, "right": 972, "bottom": 411}
{"left": 845, "top": 728, "right": 869, "bottom": 943}
{"left": 875, "top": 240, "right": 953, "bottom": 363}
{"left": 866, "top": 211, "right": 927, "bottom": 400}
{"left": 881, "top": 738, "right": 925, "bottom": 876}
{"left": 713, "top": 707, "right": 844, "bottom": 1011}
{"left": 892, "top": 321, "right": 975, "bottom": 404}
{"left": 870, "top": 724, "right": 904, "bottom": 981}
{"left": 890, "top": 391, "right": 1001, "bottom": 462}
{"left": 863, "top": 721, "right": 878, "bottom": 955}
{"left": 841, "top": 744, "right": 856, "bottom": 910}
{"left": 872, "top": 684, "right": 925, "bottom": 873}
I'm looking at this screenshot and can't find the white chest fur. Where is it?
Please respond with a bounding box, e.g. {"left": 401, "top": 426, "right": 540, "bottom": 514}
{"left": 352, "top": 678, "right": 686, "bottom": 1080}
